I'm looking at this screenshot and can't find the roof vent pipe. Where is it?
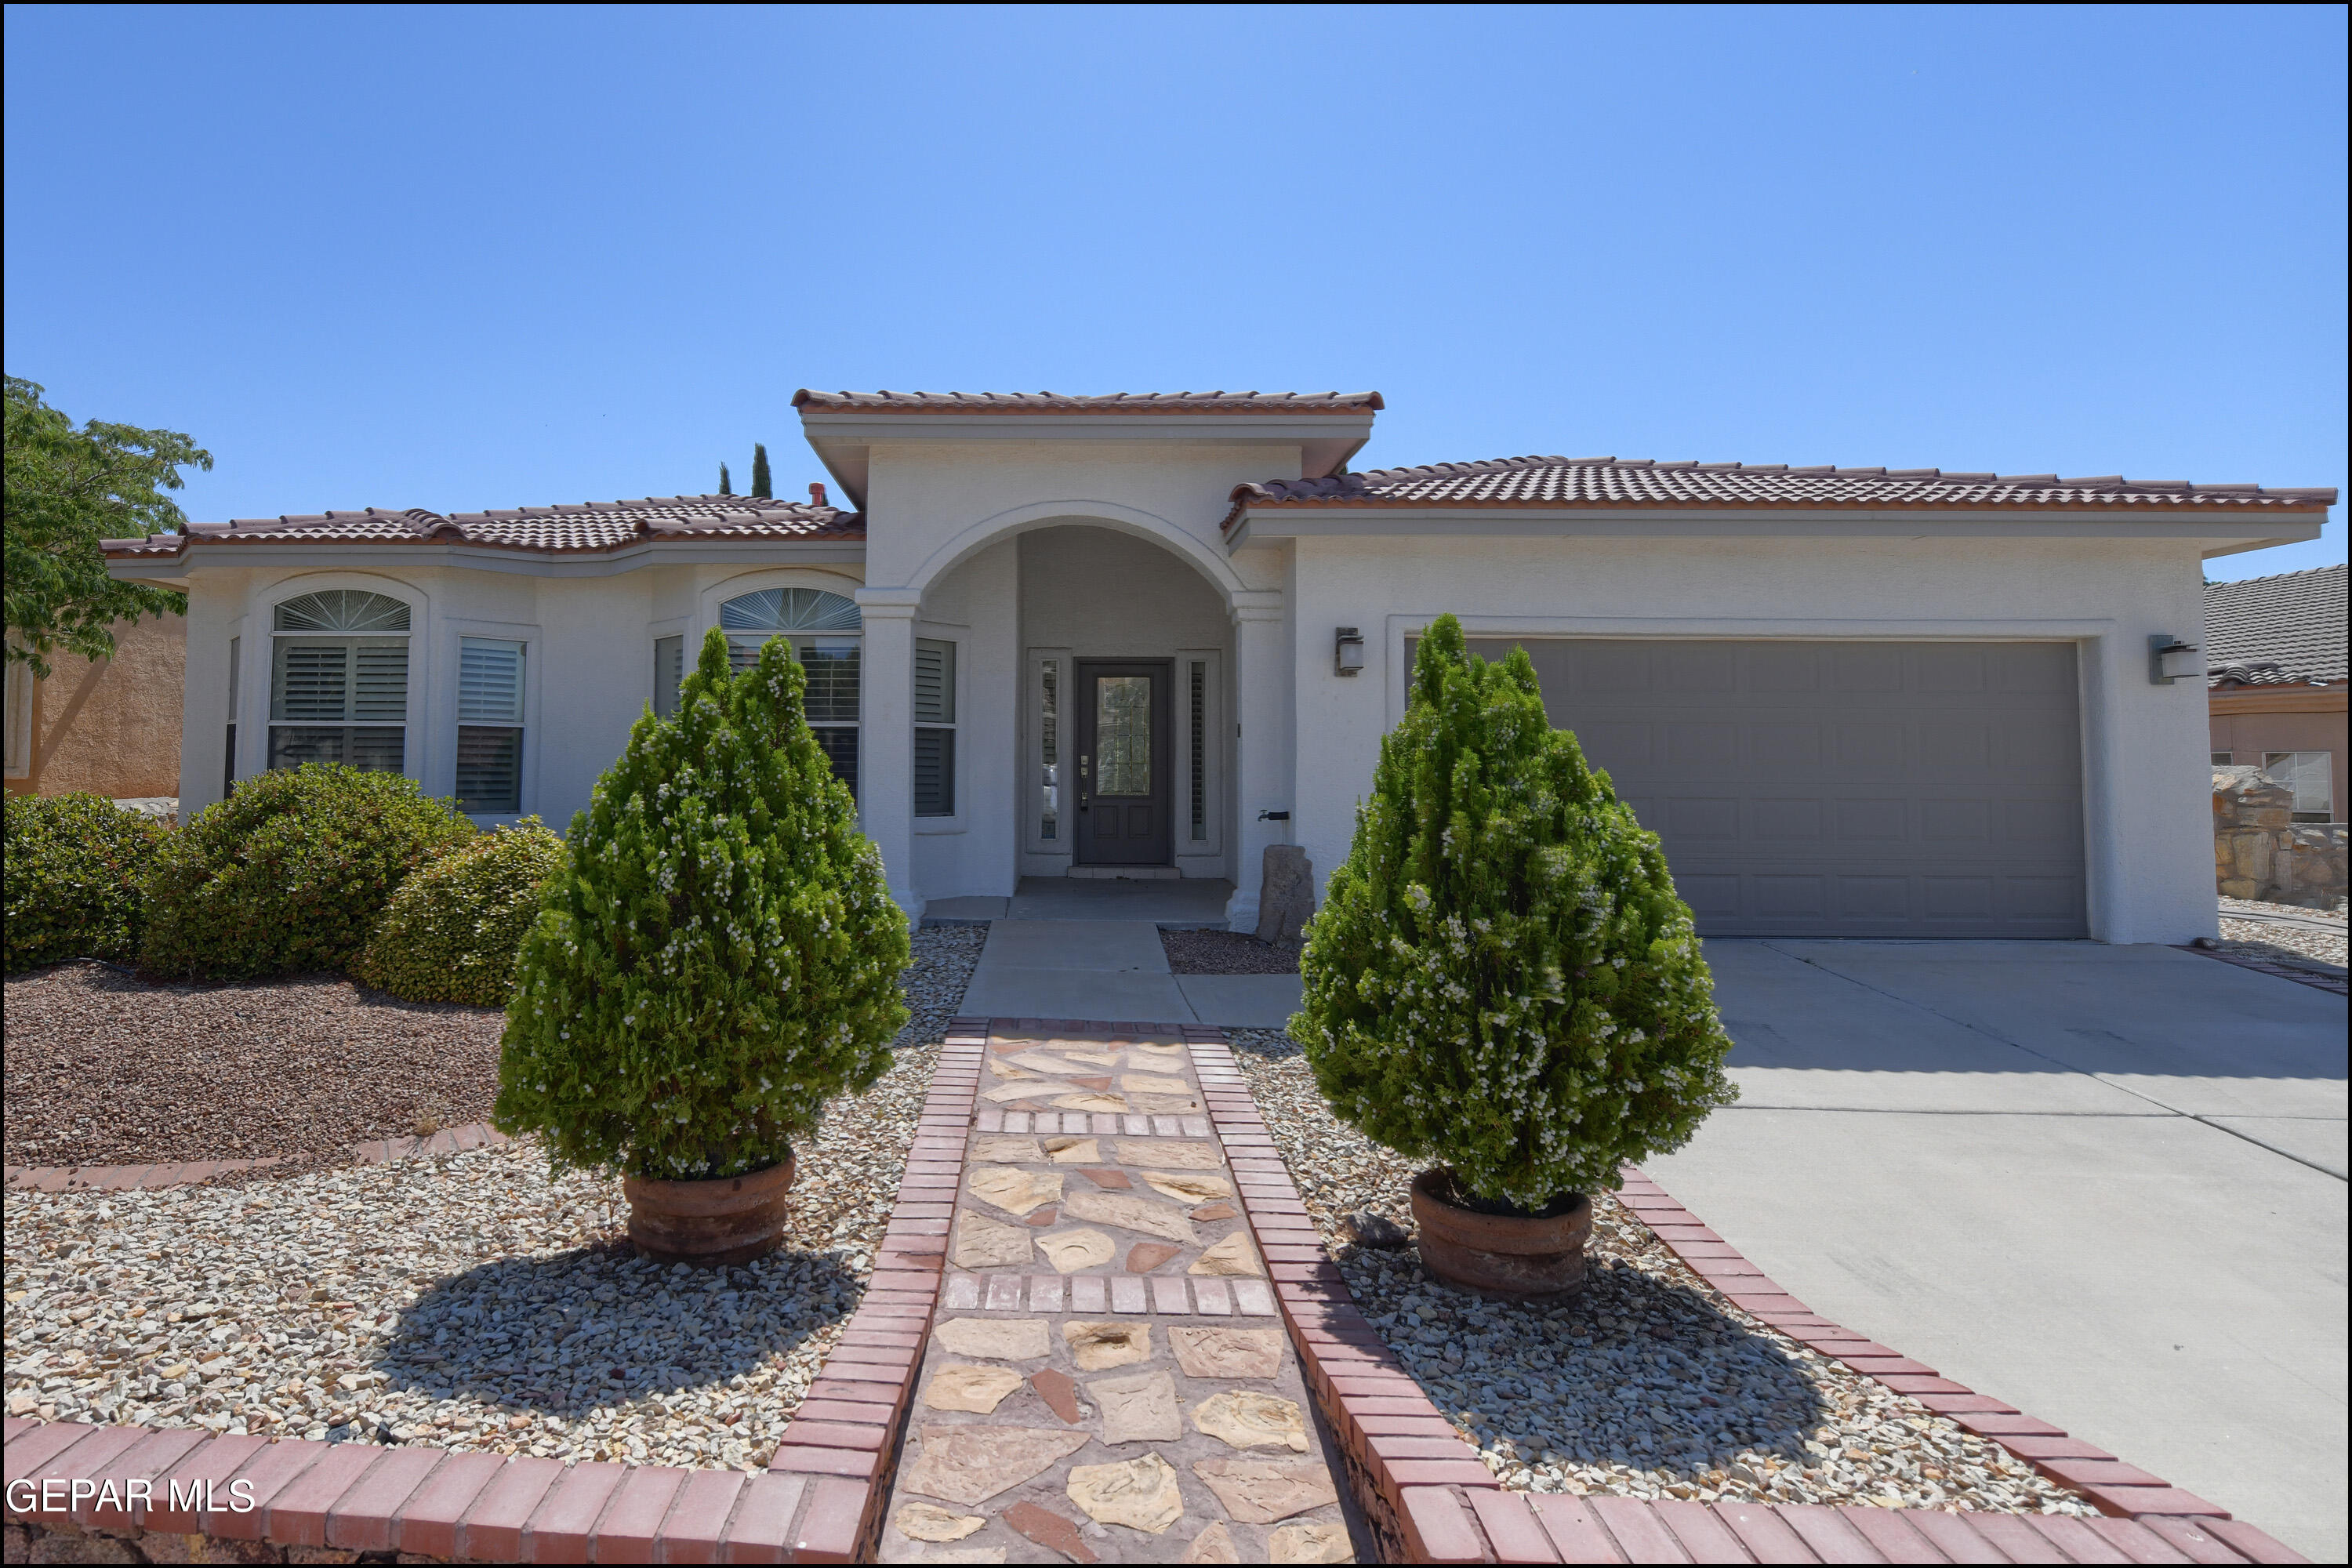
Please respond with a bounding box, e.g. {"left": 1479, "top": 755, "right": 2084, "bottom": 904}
{"left": 809, "top": 482, "right": 828, "bottom": 507}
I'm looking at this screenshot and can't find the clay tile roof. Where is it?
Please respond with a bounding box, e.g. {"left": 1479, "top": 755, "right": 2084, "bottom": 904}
{"left": 101, "top": 494, "right": 864, "bottom": 559}
{"left": 793, "top": 388, "right": 1384, "bottom": 414}
{"left": 2203, "top": 564, "right": 2348, "bottom": 687}
{"left": 1225, "top": 455, "right": 2338, "bottom": 526}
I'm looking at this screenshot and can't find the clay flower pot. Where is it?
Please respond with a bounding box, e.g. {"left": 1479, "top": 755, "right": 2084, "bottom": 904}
{"left": 622, "top": 1154, "right": 796, "bottom": 1268}
{"left": 1408, "top": 1168, "right": 1591, "bottom": 1298}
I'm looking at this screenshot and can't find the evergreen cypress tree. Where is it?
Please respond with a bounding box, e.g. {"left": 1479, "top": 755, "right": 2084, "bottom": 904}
{"left": 750, "top": 443, "right": 772, "bottom": 499}
{"left": 717, "top": 463, "right": 732, "bottom": 495}
{"left": 1293, "top": 614, "right": 1735, "bottom": 1209}
{"left": 495, "top": 628, "right": 910, "bottom": 1179}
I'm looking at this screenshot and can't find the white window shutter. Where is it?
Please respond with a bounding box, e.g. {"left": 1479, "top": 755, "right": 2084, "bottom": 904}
{"left": 459, "top": 639, "right": 524, "bottom": 724}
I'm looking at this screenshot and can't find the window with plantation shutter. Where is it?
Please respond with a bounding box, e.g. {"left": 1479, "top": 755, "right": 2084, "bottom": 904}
{"left": 456, "top": 638, "right": 524, "bottom": 813}
{"left": 653, "top": 635, "right": 684, "bottom": 718}
{"left": 268, "top": 591, "right": 410, "bottom": 776}
{"left": 718, "top": 587, "right": 861, "bottom": 796}
{"left": 914, "top": 638, "right": 956, "bottom": 816}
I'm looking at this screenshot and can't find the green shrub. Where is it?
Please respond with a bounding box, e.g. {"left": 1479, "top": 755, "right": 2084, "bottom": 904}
{"left": 140, "top": 764, "right": 475, "bottom": 980}
{"left": 1292, "top": 614, "right": 1737, "bottom": 1209}
{"left": 353, "top": 818, "right": 566, "bottom": 1005}
{"left": 4, "top": 793, "right": 167, "bottom": 973}
{"left": 495, "top": 628, "right": 910, "bottom": 1180}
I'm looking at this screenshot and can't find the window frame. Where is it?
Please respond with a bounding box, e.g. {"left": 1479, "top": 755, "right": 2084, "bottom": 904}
{"left": 1025, "top": 646, "right": 1075, "bottom": 855}
{"left": 1174, "top": 645, "right": 1224, "bottom": 861}
{"left": 454, "top": 635, "right": 528, "bottom": 817}
{"left": 2263, "top": 750, "right": 2338, "bottom": 823}
{"left": 913, "top": 633, "right": 960, "bottom": 824}
{"left": 265, "top": 589, "right": 414, "bottom": 779}
{"left": 713, "top": 583, "right": 863, "bottom": 800}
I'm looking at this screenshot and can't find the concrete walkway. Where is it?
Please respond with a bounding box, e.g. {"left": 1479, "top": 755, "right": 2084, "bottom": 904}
{"left": 959, "top": 920, "right": 1304, "bottom": 1028}
{"left": 1649, "top": 940, "right": 2347, "bottom": 1561}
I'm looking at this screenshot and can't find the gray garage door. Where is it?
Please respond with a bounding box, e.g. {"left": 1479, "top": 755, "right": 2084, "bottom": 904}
{"left": 1459, "top": 639, "right": 2087, "bottom": 938}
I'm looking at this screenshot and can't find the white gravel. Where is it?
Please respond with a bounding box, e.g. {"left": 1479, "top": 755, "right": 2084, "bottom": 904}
{"left": 1229, "top": 1029, "right": 2093, "bottom": 1515}
{"left": 2216, "top": 897, "right": 2348, "bottom": 971}
{"left": 1, "top": 924, "right": 986, "bottom": 1470}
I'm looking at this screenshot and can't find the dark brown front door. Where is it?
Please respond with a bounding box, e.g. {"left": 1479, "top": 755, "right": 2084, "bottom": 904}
{"left": 1074, "top": 659, "right": 1171, "bottom": 866}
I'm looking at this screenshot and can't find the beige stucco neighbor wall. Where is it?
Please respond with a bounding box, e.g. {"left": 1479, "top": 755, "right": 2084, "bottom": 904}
{"left": 3, "top": 612, "right": 185, "bottom": 799}
{"left": 2209, "top": 686, "right": 2348, "bottom": 823}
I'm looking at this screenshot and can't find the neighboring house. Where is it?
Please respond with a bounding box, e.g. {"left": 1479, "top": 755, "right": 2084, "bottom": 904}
{"left": 2, "top": 611, "right": 186, "bottom": 800}
{"left": 101, "top": 389, "right": 2336, "bottom": 944}
{"left": 2204, "top": 564, "right": 2347, "bottom": 824}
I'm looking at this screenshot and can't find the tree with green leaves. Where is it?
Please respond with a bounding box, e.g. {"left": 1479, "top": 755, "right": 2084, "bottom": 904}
{"left": 4, "top": 376, "right": 209, "bottom": 678}
{"left": 750, "top": 443, "right": 772, "bottom": 499}
{"left": 495, "top": 628, "right": 911, "bottom": 1180}
{"left": 1292, "top": 614, "right": 1736, "bottom": 1209}
{"left": 717, "top": 462, "right": 732, "bottom": 495}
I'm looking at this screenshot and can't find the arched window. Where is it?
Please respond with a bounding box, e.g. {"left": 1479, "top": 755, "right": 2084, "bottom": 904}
{"left": 268, "top": 590, "right": 412, "bottom": 775}
{"left": 717, "top": 587, "right": 861, "bottom": 793}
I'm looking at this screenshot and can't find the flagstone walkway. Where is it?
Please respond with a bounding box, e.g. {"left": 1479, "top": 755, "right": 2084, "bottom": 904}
{"left": 877, "top": 1021, "right": 1358, "bottom": 1564}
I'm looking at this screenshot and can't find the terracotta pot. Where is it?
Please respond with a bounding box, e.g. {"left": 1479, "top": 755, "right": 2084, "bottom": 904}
{"left": 622, "top": 1154, "right": 796, "bottom": 1268}
{"left": 1408, "top": 1168, "right": 1591, "bottom": 1298}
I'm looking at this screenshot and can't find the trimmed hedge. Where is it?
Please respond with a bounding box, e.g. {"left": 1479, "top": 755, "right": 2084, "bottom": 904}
{"left": 353, "top": 818, "right": 566, "bottom": 1006}
{"left": 140, "top": 764, "right": 475, "bottom": 981}
{"left": 3, "top": 793, "right": 167, "bottom": 974}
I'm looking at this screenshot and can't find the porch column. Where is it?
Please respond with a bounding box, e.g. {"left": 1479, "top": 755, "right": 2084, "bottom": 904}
{"left": 1225, "top": 592, "right": 1289, "bottom": 930}
{"left": 855, "top": 588, "right": 923, "bottom": 918}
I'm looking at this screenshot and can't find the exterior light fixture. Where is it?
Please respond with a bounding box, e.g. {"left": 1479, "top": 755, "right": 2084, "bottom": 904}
{"left": 1334, "top": 626, "right": 1366, "bottom": 676}
{"left": 2148, "top": 634, "right": 2201, "bottom": 685}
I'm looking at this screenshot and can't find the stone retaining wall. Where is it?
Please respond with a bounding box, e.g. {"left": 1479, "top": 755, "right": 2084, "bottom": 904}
{"left": 2213, "top": 767, "right": 2349, "bottom": 911}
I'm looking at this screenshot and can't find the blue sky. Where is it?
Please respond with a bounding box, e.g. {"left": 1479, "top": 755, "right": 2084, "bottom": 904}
{"left": 5, "top": 4, "right": 2344, "bottom": 578}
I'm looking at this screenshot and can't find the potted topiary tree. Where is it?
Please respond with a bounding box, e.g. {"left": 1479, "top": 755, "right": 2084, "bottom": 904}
{"left": 1292, "top": 615, "right": 1737, "bottom": 1296}
{"left": 494, "top": 630, "right": 910, "bottom": 1265}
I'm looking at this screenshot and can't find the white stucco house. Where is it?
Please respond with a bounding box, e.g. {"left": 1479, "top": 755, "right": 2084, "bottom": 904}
{"left": 104, "top": 389, "right": 2334, "bottom": 943}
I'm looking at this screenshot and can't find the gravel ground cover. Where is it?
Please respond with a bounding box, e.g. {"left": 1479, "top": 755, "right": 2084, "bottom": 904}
{"left": 1160, "top": 927, "right": 1301, "bottom": 974}
{"left": 1229, "top": 1028, "right": 2093, "bottom": 1515}
{"left": 3, "top": 967, "right": 503, "bottom": 1168}
{"left": 0, "top": 924, "right": 987, "bottom": 1469}
{"left": 2216, "top": 896, "right": 2348, "bottom": 971}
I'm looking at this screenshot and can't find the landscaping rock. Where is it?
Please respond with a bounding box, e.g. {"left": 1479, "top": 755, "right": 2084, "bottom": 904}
{"left": 902, "top": 1426, "right": 1091, "bottom": 1507}
{"left": 935, "top": 1318, "right": 1051, "bottom": 1361}
{"left": 1066, "top": 1451, "right": 1185, "bottom": 1533}
{"left": 1192, "top": 1390, "right": 1308, "bottom": 1451}
{"left": 1254, "top": 844, "right": 1315, "bottom": 945}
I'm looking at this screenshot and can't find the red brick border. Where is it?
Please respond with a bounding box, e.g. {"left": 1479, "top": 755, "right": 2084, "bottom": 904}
{"left": 1193, "top": 1022, "right": 2311, "bottom": 1565}
{"left": 1, "top": 1020, "right": 990, "bottom": 1565}
{"left": 3, "top": 1120, "right": 513, "bottom": 1193}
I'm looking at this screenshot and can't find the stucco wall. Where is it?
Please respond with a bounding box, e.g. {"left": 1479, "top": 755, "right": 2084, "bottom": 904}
{"left": 1284, "top": 532, "right": 2222, "bottom": 946}
{"left": 910, "top": 537, "right": 1018, "bottom": 899}
{"left": 176, "top": 558, "right": 866, "bottom": 829}
{"left": 6, "top": 611, "right": 185, "bottom": 799}
{"left": 2209, "top": 691, "right": 2347, "bottom": 822}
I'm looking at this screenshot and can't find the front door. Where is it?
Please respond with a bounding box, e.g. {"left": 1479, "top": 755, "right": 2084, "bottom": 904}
{"left": 1074, "top": 659, "right": 1172, "bottom": 866}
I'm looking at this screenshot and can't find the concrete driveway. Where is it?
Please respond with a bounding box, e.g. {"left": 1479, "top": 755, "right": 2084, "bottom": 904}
{"left": 1648, "top": 941, "right": 2347, "bottom": 1559}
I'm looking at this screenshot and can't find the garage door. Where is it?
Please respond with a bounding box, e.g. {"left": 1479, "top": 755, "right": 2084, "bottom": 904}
{"left": 1461, "top": 639, "right": 2087, "bottom": 938}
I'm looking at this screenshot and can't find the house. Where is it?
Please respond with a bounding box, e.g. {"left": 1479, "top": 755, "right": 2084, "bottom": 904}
{"left": 102, "top": 389, "right": 2336, "bottom": 944}
{"left": 2204, "top": 564, "right": 2347, "bottom": 824}
{"left": 3, "top": 611, "right": 187, "bottom": 804}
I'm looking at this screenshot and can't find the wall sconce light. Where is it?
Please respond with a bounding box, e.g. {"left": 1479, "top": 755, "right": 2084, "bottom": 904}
{"left": 2148, "top": 634, "right": 2200, "bottom": 685}
{"left": 1334, "top": 626, "right": 1365, "bottom": 676}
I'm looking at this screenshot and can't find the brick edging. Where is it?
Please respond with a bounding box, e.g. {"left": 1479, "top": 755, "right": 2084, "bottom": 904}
{"left": 1191, "top": 1025, "right": 2308, "bottom": 1565}
{"left": 2, "top": 1018, "right": 991, "bottom": 1565}
{"left": 4, "top": 1120, "right": 513, "bottom": 1194}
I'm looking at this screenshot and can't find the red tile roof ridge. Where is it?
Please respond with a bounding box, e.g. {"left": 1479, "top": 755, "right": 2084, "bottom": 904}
{"left": 793, "top": 387, "right": 1384, "bottom": 414}
{"left": 2208, "top": 561, "right": 2348, "bottom": 586}
{"left": 102, "top": 492, "right": 864, "bottom": 557}
{"left": 1225, "top": 453, "right": 2338, "bottom": 527}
